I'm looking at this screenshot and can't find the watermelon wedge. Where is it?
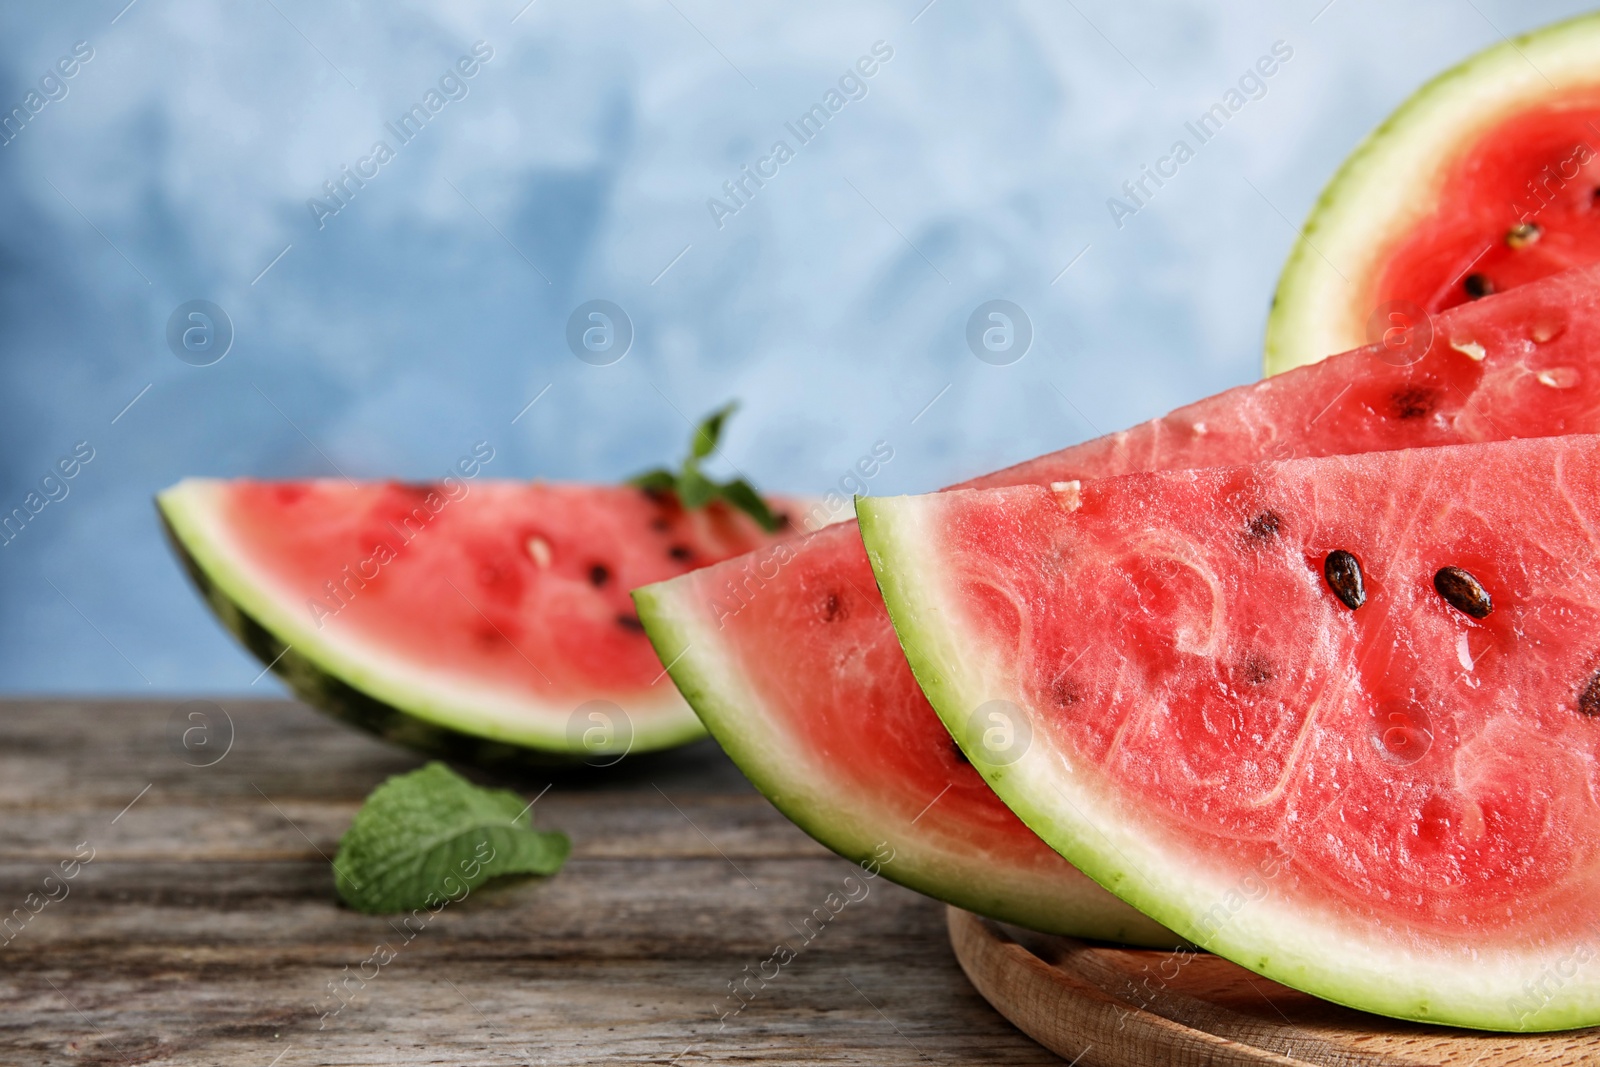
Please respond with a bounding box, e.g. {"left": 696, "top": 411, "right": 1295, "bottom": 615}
{"left": 1267, "top": 11, "right": 1600, "bottom": 375}
{"left": 160, "top": 477, "right": 805, "bottom": 762}
{"left": 860, "top": 435, "right": 1600, "bottom": 1031}
{"left": 637, "top": 264, "right": 1600, "bottom": 939}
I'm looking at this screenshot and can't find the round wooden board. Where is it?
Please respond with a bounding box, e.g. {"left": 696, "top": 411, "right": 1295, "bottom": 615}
{"left": 946, "top": 906, "right": 1600, "bottom": 1066}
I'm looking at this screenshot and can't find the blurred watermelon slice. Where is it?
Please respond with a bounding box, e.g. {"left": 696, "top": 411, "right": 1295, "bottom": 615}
{"left": 1267, "top": 11, "right": 1600, "bottom": 374}
{"left": 160, "top": 405, "right": 812, "bottom": 763}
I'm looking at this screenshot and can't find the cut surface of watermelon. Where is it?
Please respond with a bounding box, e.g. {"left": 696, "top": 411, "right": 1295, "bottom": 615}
{"left": 860, "top": 435, "right": 1600, "bottom": 1031}
{"left": 160, "top": 478, "right": 804, "bottom": 760}
{"left": 1266, "top": 11, "right": 1600, "bottom": 375}
{"left": 637, "top": 264, "right": 1600, "bottom": 938}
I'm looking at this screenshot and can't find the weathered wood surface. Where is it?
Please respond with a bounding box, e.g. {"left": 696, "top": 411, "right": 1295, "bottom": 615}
{"left": 948, "top": 908, "right": 1600, "bottom": 1067}
{"left": 0, "top": 699, "right": 1060, "bottom": 1066}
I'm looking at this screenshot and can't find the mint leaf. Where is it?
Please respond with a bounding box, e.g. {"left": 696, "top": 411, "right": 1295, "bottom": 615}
{"left": 718, "top": 479, "right": 780, "bottom": 532}
{"left": 627, "top": 402, "right": 783, "bottom": 532}
{"left": 690, "top": 402, "right": 737, "bottom": 459}
{"left": 333, "top": 762, "right": 569, "bottom": 915}
{"left": 675, "top": 465, "right": 718, "bottom": 509}
{"left": 629, "top": 468, "right": 677, "bottom": 495}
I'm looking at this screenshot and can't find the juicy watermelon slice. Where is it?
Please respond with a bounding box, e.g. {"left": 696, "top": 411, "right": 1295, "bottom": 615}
{"left": 1267, "top": 11, "right": 1600, "bottom": 375}
{"left": 160, "top": 478, "right": 805, "bottom": 761}
{"left": 860, "top": 435, "right": 1600, "bottom": 1031}
{"left": 636, "top": 264, "right": 1600, "bottom": 938}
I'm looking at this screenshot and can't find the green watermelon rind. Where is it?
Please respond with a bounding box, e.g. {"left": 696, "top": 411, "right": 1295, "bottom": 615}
{"left": 859, "top": 493, "right": 1600, "bottom": 1033}
{"left": 632, "top": 568, "right": 1187, "bottom": 946}
{"left": 158, "top": 479, "right": 708, "bottom": 763}
{"left": 1265, "top": 10, "right": 1600, "bottom": 377}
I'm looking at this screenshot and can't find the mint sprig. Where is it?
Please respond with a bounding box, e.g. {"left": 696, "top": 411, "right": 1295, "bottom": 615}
{"left": 628, "top": 402, "right": 782, "bottom": 532}
{"left": 333, "top": 762, "right": 570, "bottom": 915}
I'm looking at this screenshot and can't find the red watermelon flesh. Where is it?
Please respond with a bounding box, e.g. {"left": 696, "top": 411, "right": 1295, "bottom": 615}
{"left": 1380, "top": 102, "right": 1600, "bottom": 317}
{"left": 1264, "top": 13, "right": 1600, "bottom": 374}
{"left": 636, "top": 263, "right": 1600, "bottom": 935}
{"left": 160, "top": 478, "right": 804, "bottom": 758}
{"left": 859, "top": 435, "right": 1600, "bottom": 1029}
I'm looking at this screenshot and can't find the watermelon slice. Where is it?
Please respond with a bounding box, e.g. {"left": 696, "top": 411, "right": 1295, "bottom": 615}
{"left": 1266, "top": 11, "right": 1600, "bottom": 375}
{"left": 859, "top": 435, "right": 1600, "bottom": 1031}
{"left": 636, "top": 264, "right": 1600, "bottom": 939}
{"left": 160, "top": 478, "right": 805, "bottom": 762}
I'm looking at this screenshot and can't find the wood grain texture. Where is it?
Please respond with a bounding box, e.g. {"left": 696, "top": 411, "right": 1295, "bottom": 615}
{"left": 0, "top": 699, "right": 1058, "bottom": 1066}
{"left": 947, "top": 907, "right": 1600, "bottom": 1066}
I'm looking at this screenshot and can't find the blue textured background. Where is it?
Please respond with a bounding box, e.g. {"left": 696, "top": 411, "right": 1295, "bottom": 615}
{"left": 0, "top": 0, "right": 1589, "bottom": 692}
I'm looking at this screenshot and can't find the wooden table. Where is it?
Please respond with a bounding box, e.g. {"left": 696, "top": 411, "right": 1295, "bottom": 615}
{"left": 0, "top": 699, "right": 1061, "bottom": 1065}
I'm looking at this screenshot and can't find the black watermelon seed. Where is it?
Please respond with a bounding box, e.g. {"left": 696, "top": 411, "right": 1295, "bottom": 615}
{"left": 1324, "top": 550, "right": 1366, "bottom": 610}
{"left": 1434, "top": 566, "right": 1492, "bottom": 619}
{"left": 1051, "top": 676, "right": 1081, "bottom": 707}
{"left": 1463, "top": 274, "right": 1494, "bottom": 299}
{"left": 822, "top": 593, "right": 846, "bottom": 622}
{"left": 667, "top": 544, "right": 693, "bottom": 562}
{"left": 616, "top": 613, "right": 646, "bottom": 632}
{"left": 1245, "top": 510, "right": 1282, "bottom": 541}
{"left": 1243, "top": 655, "right": 1274, "bottom": 685}
{"left": 950, "top": 739, "right": 970, "bottom": 765}
{"left": 588, "top": 563, "right": 611, "bottom": 587}
{"left": 393, "top": 481, "right": 439, "bottom": 500}
{"left": 1391, "top": 387, "right": 1436, "bottom": 420}
{"left": 1579, "top": 671, "right": 1600, "bottom": 717}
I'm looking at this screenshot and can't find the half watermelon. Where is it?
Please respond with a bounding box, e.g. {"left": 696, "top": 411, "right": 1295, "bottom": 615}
{"left": 637, "top": 264, "right": 1600, "bottom": 937}
{"left": 160, "top": 477, "right": 806, "bottom": 762}
{"left": 1266, "top": 11, "right": 1600, "bottom": 374}
{"left": 860, "top": 435, "right": 1600, "bottom": 1031}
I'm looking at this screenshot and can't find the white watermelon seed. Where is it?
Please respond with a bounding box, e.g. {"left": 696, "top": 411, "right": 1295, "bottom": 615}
{"left": 1049, "top": 481, "right": 1082, "bottom": 513}
{"left": 1506, "top": 221, "right": 1541, "bottom": 248}
{"left": 1531, "top": 318, "right": 1567, "bottom": 343}
{"left": 526, "top": 536, "right": 553, "bottom": 568}
{"left": 1449, "top": 339, "right": 1486, "bottom": 361}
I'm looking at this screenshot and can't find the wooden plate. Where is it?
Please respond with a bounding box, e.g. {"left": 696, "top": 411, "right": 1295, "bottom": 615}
{"left": 946, "top": 906, "right": 1600, "bottom": 1066}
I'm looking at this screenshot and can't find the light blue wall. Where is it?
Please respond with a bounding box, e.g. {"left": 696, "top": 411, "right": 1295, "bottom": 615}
{"left": 0, "top": 0, "right": 1588, "bottom": 692}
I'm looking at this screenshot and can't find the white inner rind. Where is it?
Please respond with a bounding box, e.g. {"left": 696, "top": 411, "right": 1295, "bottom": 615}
{"left": 1265, "top": 11, "right": 1600, "bottom": 376}
{"left": 634, "top": 548, "right": 1184, "bottom": 945}
{"left": 861, "top": 491, "right": 1600, "bottom": 1032}
{"left": 160, "top": 478, "right": 705, "bottom": 753}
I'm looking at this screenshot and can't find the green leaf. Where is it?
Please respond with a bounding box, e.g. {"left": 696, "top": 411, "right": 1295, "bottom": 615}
{"left": 626, "top": 402, "right": 786, "bottom": 532}
{"left": 690, "top": 402, "right": 738, "bottom": 460}
{"left": 626, "top": 468, "right": 677, "bottom": 493}
{"left": 333, "top": 762, "right": 570, "bottom": 915}
{"left": 718, "top": 479, "right": 782, "bottom": 532}
{"left": 676, "top": 466, "right": 717, "bottom": 509}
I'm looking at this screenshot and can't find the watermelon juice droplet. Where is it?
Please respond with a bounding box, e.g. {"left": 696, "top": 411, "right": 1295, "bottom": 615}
{"left": 1374, "top": 702, "right": 1433, "bottom": 764}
